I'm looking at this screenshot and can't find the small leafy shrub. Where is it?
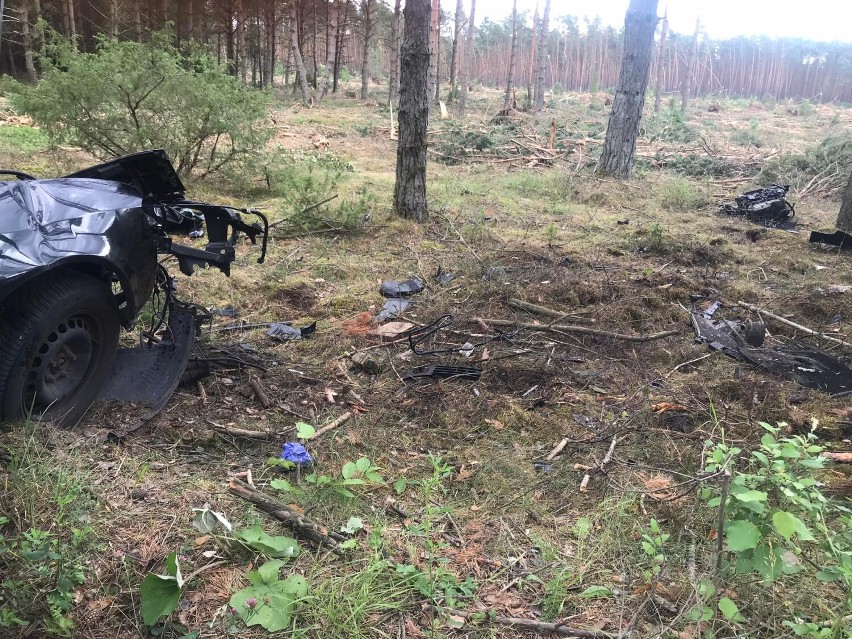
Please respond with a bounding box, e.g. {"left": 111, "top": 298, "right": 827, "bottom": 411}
{"left": 551, "top": 82, "right": 565, "bottom": 95}
{"left": 434, "top": 124, "right": 498, "bottom": 165}
{"left": 664, "top": 153, "right": 737, "bottom": 177}
{"left": 731, "top": 128, "right": 764, "bottom": 148}
{"left": 229, "top": 560, "right": 308, "bottom": 632}
{"left": 699, "top": 423, "right": 852, "bottom": 632}
{"left": 659, "top": 178, "right": 709, "bottom": 212}
{"left": 8, "top": 28, "right": 272, "bottom": 177}
{"left": 140, "top": 552, "right": 185, "bottom": 626}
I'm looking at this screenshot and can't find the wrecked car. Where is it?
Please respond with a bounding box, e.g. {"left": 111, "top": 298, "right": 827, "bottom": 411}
{"left": 0, "top": 150, "right": 267, "bottom": 427}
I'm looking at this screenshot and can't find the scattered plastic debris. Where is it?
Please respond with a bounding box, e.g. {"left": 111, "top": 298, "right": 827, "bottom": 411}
{"left": 690, "top": 300, "right": 852, "bottom": 394}
{"left": 402, "top": 365, "right": 482, "bottom": 381}
{"left": 280, "top": 442, "right": 314, "bottom": 465}
{"left": 268, "top": 321, "right": 317, "bottom": 341}
{"left": 720, "top": 184, "right": 795, "bottom": 228}
{"left": 380, "top": 277, "right": 425, "bottom": 297}
{"left": 810, "top": 229, "right": 852, "bottom": 249}
{"left": 210, "top": 304, "right": 238, "bottom": 317}
{"left": 376, "top": 298, "right": 412, "bottom": 321}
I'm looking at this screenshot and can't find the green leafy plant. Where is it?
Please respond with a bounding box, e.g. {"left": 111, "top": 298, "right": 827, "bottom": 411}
{"left": 7, "top": 27, "right": 271, "bottom": 177}
{"left": 233, "top": 525, "right": 301, "bottom": 559}
{"left": 700, "top": 423, "right": 852, "bottom": 633}
{"left": 271, "top": 457, "right": 385, "bottom": 501}
{"left": 140, "top": 552, "right": 184, "bottom": 626}
{"left": 229, "top": 560, "right": 308, "bottom": 632}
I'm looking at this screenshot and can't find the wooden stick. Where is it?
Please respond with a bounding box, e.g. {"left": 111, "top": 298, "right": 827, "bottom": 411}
{"left": 310, "top": 412, "right": 352, "bottom": 439}
{"left": 823, "top": 452, "right": 852, "bottom": 463}
{"left": 475, "top": 318, "right": 679, "bottom": 343}
{"left": 426, "top": 606, "right": 616, "bottom": 639}
{"left": 208, "top": 421, "right": 285, "bottom": 440}
{"left": 249, "top": 377, "right": 272, "bottom": 408}
{"left": 227, "top": 479, "right": 343, "bottom": 550}
{"left": 580, "top": 435, "right": 618, "bottom": 493}
{"left": 506, "top": 298, "right": 593, "bottom": 324}
{"left": 548, "top": 118, "right": 557, "bottom": 149}
{"left": 546, "top": 438, "right": 570, "bottom": 461}
{"left": 737, "top": 300, "right": 852, "bottom": 349}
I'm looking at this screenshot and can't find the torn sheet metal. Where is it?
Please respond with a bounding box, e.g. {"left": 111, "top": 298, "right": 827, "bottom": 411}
{"left": 720, "top": 184, "right": 795, "bottom": 228}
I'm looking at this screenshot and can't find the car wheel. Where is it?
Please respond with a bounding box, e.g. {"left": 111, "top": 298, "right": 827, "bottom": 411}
{"left": 0, "top": 270, "right": 120, "bottom": 428}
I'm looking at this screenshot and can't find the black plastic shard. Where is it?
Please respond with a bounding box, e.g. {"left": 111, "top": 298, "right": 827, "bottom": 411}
{"left": 380, "top": 277, "right": 425, "bottom": 297}
{"left": 376, "top": 298, "right": 412, "bottom": 321}
{"left": 720, "top": 184, "right": 795, "bottom": 228}
{"left": 267, "top": 321, "right": 317, "bottom": 341}
{"left": 690, "top": 301, "right": 852, "bottom": 395}
{"left": 809, "top": 229, "right": 852, "bottom": 249}
{"left": 403, "top": 365, "right": 482, "bottom": 381}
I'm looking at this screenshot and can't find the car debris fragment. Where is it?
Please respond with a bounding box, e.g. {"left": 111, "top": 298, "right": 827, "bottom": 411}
{"left": 690, "top": 300, "right": 852, "bottom": 395}
{"left": 379, "top": 276, "right": 425, "bottom": 297}
{"left": 0, "top": 150, "right": 268, "bottom": 427}
{"left": 267, "top": 321, "right": 317, "bottom": 341}
{"left": 402, "top": 364, "right": 482, "bottom": 382}
{"left": 720, "top": 184, "right": 795, "bottom": 228}
{"left": 809, "top": 229, "right": 852, "bottom": 249}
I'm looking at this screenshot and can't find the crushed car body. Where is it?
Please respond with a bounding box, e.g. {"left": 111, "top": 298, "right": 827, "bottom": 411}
{"left": 0, "top": 150, "right": 268, "bottom": 427}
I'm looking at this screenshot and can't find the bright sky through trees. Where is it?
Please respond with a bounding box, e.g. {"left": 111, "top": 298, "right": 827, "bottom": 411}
{"left": 477, "top": 0, "right": 852, "bottom": 43}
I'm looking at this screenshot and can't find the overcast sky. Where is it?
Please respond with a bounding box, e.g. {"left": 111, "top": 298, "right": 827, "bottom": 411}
{"left": 474, "top": 0, "right": 852, "bottom": 43}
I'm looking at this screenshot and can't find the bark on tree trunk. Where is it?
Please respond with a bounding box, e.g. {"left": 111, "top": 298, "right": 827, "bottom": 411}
{"left": 837, "top": 172, "right": 852, "bottom": 232}
{"left": 527, "top": 3, "right": 538, "bottom": 106}
{"left": 291, "top": 0, "right": 311, "bottom": 103}
{"left": 20, "top": 1, "right": 38, "bottom": 83}
{"left": 434, "top": 5, "right": 441, "bottom": 102}
{"left": 457, "top": 0, "right": 475, "bottom": 118}
{"left": 681, "top": 17, "right": 699, "bottom": 112}
{"left": 653, "top": 10, "right": 667, "bottom": 113}
{"left": 448, "top": 0, "right": 463, "bottom": 103}
{"left": 427, "top": 0, "right": 439, "bottom": 105}
{"left": 133, "top": 0, "right": 143, "bottom": 42}
{"left": 503, "top": 0, "right": 518, "bottom": 112}
{"left": 394, "top": 0, "right": 430, "bottom": 223}
{"left": 533, "top": 0, "right": 550, "bottom": 112}
{"left": 389, "top": 0, "right": 402, "bottom": 103}
{"left": 360, "top": 0, "right": 373, "bottom": 99}
{"left": 236, "top": 0, "right": 247, "bottom": 82}
{"left": 333, "top": 0, "right": 350, "bottom": 93}
{"left": 597, "top": 0, "right": 659, "bottom": 179}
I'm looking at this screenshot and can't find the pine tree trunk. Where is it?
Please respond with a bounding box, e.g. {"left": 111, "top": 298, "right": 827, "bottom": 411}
{"left": 360, "top": 0, "right": 373, "bottom": 99}
{"left": 448, "top": 0, "right": 463, "bottom": 103}
{"left": 527, "top": 4, "right": 538, "bottom": 106}
{"left": 434, "top": 3, "right": 442, "bottom": 103}
{"left": 389, "top": 0, "right": 402, "bottom": 103}
{"left": 597, "top": 0, "right": 659, "bottom": 179}
{"left": 837, "top": 172, "right": 852, "bottom": 232}
{"left": 333, "top": 0, "right": 350, "bottom": 93}
{"left": 681, "top": 17, "right": 699, "bottom": 112}
{"left": 653, "top": 11, "right": 667, "bottom": 113}
{"left": 20, "top": 1, "right": 38, "bottom": 83}
{"left": 236, "top": 0, "right": 247, "bottom": 82}
{"left": 503, "top": 0, "right": 518, "bottom": 111}
{"left": 533, "top": 0, "right": 550, "bottom": 112}
{"left": 457, "top": 0, "right": 475, "bottom": 117}
{"left": 133, "top": 0, "right": 143, "bottom": 42}
{"left": 291, "top": 0, "right": 311, "bottom": 103}
{"left": 67, "top": 0, "right": 76, "bottom": 46}
{"left": 427, "top": 0, "right": 439, "bottom": 104}
{"left": 394, "top": 0, "right": 431, "bottom": 222}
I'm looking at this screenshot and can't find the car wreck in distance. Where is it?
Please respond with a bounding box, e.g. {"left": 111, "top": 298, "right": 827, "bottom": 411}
{"left": 0, "top": 150, "right": 268, "bottom": 427}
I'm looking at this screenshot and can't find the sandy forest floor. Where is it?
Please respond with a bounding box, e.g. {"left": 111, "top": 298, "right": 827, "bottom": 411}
{"left": 1, "top": 85, "right": 851, "bottom": 639}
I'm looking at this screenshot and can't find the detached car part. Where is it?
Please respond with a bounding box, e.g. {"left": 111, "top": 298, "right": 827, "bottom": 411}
{"left": 720, "top": 184, "right": 795, "bottom": 228}
{"left": 0, "top": 150, "right": 268, "bottom": 427}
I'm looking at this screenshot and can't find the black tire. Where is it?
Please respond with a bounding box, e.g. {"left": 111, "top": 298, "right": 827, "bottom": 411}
{"left": 743, "top": 320, "right": 766, "bottom": 347}
{"left": 0, "top": 270, "right": 120, "bottom": 428}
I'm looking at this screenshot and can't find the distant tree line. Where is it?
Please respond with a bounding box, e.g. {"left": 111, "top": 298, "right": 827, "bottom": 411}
{"left": 0, "top": 0, "right": 850, "bottom": 104}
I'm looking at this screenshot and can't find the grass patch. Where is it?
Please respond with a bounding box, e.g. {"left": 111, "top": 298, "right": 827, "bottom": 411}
{"left": 0, "top": 126, "right": 50, "bottom": 154}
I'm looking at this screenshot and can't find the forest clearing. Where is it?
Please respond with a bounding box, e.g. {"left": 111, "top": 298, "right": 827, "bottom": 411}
{"left": 1, "top": 0, "right": 852, "bottom": 638}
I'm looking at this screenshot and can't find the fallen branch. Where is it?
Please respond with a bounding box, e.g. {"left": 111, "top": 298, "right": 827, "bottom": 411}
{"left": 506, "top": 298, "right": 594, "bottom": 324}
{"left": 208, "top": 420, "right": 285, "bottom": 440}
{"left": 580, "top": 435, "right": 619, "bottom": 493}
{"left": 249, "top": 377, "right": 272, "bottom": 408}
{"left": 475, "top": 318, "right": 679, "bottom": 342}
{"left": 268, "top": 194, "right": 339, "bottom": 229}
{"left": 426, "top": 605, "right": 616, "bottom": 639}
{"left": 310, "top": 412, "right": 352, "bottom": 439}
{"left": 546, "top": 438, "right": 570, "bottom": 461}
{"left": 737, "top": 300, "right": 852, "bottom": 349}
{"left": 227, "top": 479, "right": 344, "bottom": 550}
